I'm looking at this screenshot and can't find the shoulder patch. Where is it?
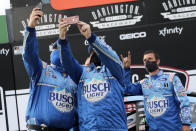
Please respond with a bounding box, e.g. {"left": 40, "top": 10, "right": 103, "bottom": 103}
{"left": 169, "top": 73, "right": 175, "bottom": 82}
{"left": 139, "top": 78, "right": 146, "bottom": 84}
{"left": 42, "top": 61, "right": 47, "bottom": 69}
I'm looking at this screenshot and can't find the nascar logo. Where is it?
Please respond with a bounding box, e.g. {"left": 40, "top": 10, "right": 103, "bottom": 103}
{"left": 49, "top": 87, "right": 74, "bottom": 112}
{"left": 83, "top": 76, "right": 110, "bottom": 102}
{"left": 146, "top": 94, "right": 169, "bottom": 117}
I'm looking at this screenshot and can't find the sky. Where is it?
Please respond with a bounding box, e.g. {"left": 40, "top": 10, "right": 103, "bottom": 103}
{"left": 0, "top": 0, "right": 10, "bottom": 15}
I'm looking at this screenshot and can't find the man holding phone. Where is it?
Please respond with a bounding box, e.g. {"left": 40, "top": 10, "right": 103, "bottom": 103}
{"left": 57, "top": 19, "right": 128, "bottom": 130}
{"left": 23, "top": 8, "right": 78, "bottom": 131}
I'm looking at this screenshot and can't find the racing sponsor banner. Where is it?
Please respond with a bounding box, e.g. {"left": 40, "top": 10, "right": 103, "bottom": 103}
{"left": 0, "top": 44, "right": 15, "bottom": 90}
{"left": 10, "top": 0, "right": 145, "bottom": 41}
{"left": 145, "top": 0, "right": 196, "bottom": 24}
{"left": 125, "top": 103, "right": 137, "bottom": 129}
{"left": 11, "top": 16, "right": 196, "bottom": 91}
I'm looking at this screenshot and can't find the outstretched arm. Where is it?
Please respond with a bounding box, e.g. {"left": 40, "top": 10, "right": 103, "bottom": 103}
{"left": 58, "top": 19, "right": 83, "bottom": 84}
{"left": 121, "top": 52, "right": 143, "bottom": 95}
{"left": 22, "top": 8, "right": 43, "bottom": 80}
{"left": 77, "top": 21, "right": 125, "bottom": 85}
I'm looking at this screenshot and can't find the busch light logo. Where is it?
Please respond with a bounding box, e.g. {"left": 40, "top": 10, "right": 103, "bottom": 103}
{"left": 49, "top": 87, "right": 74, "bottom": 112}
{"left": 83, "top": 76, "right": 110, "bottom": 102}
{"left": 146, "top": 94, "right": 169, "bottom": 117}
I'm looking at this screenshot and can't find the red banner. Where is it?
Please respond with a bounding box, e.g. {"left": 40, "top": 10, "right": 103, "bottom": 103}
{"left": 51, "top": 0, "right": 136, "bottom": 10}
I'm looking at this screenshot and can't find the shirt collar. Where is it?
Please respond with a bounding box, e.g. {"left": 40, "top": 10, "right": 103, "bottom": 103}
{"left": 150, "top": 70, "right": 163, "bottom": 79}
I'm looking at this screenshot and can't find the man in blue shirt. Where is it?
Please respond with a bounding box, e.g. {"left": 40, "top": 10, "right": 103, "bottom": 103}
{"left": 121, "top": 50, "right": 192, "bottom": 131}
{"left": 57, "top": 20, "right": 128, "bottom": 131}
{"left": 23, "top": 8, "right": 77, "bottom": 131}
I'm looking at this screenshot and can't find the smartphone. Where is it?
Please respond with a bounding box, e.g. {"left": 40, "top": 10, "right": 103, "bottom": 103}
{"left": 36, "top": 2, "right": 43, "bottom": 10}
{"left": 62, "top": 16, "right": 79, "bottom": 25}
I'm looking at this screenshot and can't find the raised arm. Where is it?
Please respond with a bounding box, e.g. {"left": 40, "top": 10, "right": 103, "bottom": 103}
{"left": 121, "top": 52, "right": 143, "bottom": 95}
{"left": 22, "top": 8, "right": 43, "bottom": 79}
{"left": 77, "top": 21, "right": 125, "bottom": 85}
{"left": 58, "top": 19, "right": 83, "bottom": 84}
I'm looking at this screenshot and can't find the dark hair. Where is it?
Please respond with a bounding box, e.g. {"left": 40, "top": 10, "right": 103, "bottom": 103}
{"left": 143, "top": 50, "right": 160, "bottom": 60}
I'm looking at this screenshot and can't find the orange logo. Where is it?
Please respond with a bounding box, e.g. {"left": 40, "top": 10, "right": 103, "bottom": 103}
{"left": 51, "top": 0, "right": 136, "bottom": 10}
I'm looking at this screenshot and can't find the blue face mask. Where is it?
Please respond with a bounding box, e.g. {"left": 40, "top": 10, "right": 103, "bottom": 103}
{"left": 50, "top": 49, "right": 64, "bottom": 73}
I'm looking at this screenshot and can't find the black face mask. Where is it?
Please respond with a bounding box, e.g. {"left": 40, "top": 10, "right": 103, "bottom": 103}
{"left": 90, "top": 53, "right": 101, "bottom": 67}
{"left": 145, "top": 61, "right": 158, "bottom": 73}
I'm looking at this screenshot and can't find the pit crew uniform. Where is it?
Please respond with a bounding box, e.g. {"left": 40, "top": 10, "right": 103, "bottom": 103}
{"left": 58, "top": 33, "right": 128, "bottom": 131}
{"left": 124, "top": 68, "right": 192, "bottom": 131}
{"left": 23, "top": 26, "right": 77, "bottom": 130}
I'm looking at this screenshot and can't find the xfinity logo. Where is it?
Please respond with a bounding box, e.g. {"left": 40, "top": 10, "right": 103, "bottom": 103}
{"left": 0, "top": 48, "right": 9, "bottom": 56}
{"left": 159, "top": 26, "right": 183, "bottom": 37}
{"left": 120, "top": 32, "right": 146, "bottom": 40}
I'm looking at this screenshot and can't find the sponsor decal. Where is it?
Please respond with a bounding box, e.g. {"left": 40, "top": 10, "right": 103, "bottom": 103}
{"left": 83, "top": 75, "right": 111, "bottom": 102}
{"left": 139, "top": 125, "right": 145, "bottom": 130}
{"left": 90, "top": 3, "right": 143, "bottom": 29}
{"left": 164, "top": 82, "right": 169, "bottom": 87}
{"left": 175, "top": 79, "right": 183, "bottom": 87}
{"left": 180, "top": 92, "right": 187, "bottom": 96}
{"left": 13, "top": 46, "right": 23, "bottom": 55}
{"left": 182, "top": 107, "right": 191, "bottom": 121}
{"left": 119, "top": 31, "right": 146, "bottom": 40}
{"left": 156, "top": 83, "right": 161, "bottom": 88}
{"left": 127, "top": 113, "right": 136, "bottom": 129}
{"left": 51, "top": 0, "right": 136, "bottom": 10}
{"left": 159, "top": 26, "right": 183, "bottom": 37}
{"left": 20, "top": 14, "right": 67, "bottom": 37}
{"left": 146, "top": 94, "right": 169, "bottom": 117}
{"left": 125, "top": 103, "right": 136, "bottom": 113}
{"left": 178, "top": 88, "right": 185, "bottom": 92}
{"left": 49, "top": 87, "right": 74, "bottom": 112}
{"left": 52, "top": 74, "right": 57, "bottom": 79}
{"left": 148, "top": 81, "right": 152, "bottom": 88}
{"left": 161, "top": 0, "right": 196, "bottom": 20}
{"left": 45, "top": 71, "right": 50, "bottom": 76}
{"left": 0, "top": 48, "right": 9, "bottom": 56}
{"left": 142, "top": 82, "right": 148, "bottom": 88}
{"left": 159, "top": 78, "right": 167, "bottom": 81}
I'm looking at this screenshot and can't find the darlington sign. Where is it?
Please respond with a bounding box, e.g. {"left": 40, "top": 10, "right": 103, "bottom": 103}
{"left": 50, "top": 0, "right": 137, "bottom": 10}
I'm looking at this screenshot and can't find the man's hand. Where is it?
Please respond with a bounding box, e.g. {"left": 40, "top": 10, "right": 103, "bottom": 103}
{"left": 28, "top": 8, "right": 43, "bottom": 28}
{"left": 84, "top": 57, "right": 91, "bottom": 67}
{"left": 59, "top": 18, "right": 70, "bottom": 40}
{"left": 120, "top": 51, "right": 131, "bottom": 69}
{"left": 182, "top": 125, "right": 190, "bottom": 131}
{"left": 77, "top": 21, "right": 91, "bottom": 39}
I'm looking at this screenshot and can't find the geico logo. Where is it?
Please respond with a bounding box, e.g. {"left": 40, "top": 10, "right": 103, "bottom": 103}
{"left": 120, "top": 32, "right": 146, "bottom": 40}
{"left": 49, "top": 92, "right": 73, "bottom": 105}
{"left": 83, "top": 83, "right": 110, "bottom": 94}
{"left": 146, "top": 99, "right": 169, "bottom": 109}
